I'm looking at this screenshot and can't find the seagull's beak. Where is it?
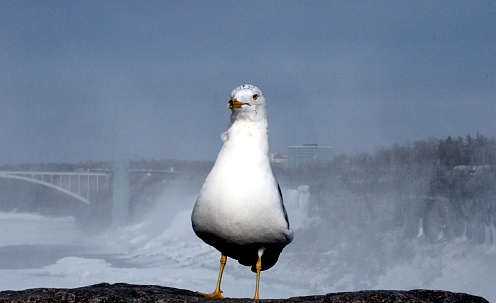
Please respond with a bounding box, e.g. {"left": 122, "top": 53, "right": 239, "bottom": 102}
{"left": 227, "top": 98, "right": 247, "bottom": 109}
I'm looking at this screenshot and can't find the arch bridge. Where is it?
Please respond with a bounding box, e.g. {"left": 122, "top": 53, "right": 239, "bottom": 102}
{"left": 0, "top": 171, "right": 111, "bottom": 205}
{"left": 0, "top": 160, "right": 182, "bottom": 225}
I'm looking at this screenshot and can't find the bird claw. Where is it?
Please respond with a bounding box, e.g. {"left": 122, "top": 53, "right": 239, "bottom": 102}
{"left": 197, "top": 290, "right": 224, "bottom": 299}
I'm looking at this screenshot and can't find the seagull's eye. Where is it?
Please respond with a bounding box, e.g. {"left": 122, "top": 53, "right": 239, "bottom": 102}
{"left": 252, "top": 94, "right": 258, "bottom": 101}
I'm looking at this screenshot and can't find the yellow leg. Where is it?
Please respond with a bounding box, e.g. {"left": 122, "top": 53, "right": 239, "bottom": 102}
{"left": 198, "top": 254, "right": 227, "bottom": 299}
{"left": 253, "top": 255, "right": 262, "bottom": 300}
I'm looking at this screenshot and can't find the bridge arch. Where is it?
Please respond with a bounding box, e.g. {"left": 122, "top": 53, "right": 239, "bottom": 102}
{"left": 0, "top": 174, "right": 91, "bottom": 205}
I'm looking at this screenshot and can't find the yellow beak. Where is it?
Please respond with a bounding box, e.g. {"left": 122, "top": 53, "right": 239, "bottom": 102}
{"left": 227, "top": 98, "right": 245, "bottom": 109}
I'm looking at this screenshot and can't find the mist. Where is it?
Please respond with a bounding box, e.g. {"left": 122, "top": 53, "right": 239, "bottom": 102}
{"left": 1, "top": 138, "right": 496, "bottom": 302}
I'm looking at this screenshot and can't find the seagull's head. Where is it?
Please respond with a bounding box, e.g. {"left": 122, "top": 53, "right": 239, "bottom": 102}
{"left": 227, "top": 84, "right": 266, "bottom": 121}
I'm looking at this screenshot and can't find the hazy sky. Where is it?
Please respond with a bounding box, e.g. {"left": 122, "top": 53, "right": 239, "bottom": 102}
{"left": 1, "top": 1, "right": 495, "bottom": 164}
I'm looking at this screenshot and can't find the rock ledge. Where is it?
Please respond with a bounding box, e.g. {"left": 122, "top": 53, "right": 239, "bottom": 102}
{"left": 0, "top": 283, "right": 489, "bottom": 303}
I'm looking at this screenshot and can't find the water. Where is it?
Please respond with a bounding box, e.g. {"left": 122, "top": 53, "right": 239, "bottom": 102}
{"left": 0, "top": 245, "right": 87, "bottom": 269}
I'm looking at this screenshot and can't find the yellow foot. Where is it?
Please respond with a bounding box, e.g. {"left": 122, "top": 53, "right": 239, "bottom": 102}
{"left": 197, "top": 290, "right": 224, "bottom": 299}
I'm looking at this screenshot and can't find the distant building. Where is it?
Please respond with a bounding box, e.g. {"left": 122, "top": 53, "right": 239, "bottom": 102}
{"left": 287, "top": 144, "right": 333, "bottom": 168}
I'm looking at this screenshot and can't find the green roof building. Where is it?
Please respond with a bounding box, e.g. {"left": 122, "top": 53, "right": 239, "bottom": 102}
{"left": 287, "top": 144, "right": 333, "bottom": 168}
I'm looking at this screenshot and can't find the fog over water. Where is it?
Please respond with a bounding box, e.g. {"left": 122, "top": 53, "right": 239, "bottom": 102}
{"left": 0, "top": 163, "right": 495, "bottom": 302}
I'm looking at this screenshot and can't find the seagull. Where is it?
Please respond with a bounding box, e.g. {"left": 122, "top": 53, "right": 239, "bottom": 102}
{"left": 191, "top": 84, "right": 294, "bottom": 300}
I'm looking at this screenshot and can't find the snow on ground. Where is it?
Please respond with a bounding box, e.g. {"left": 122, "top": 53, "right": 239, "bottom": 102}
{"left": 0, "top": 188, "right": 495, "bottom": 302}
{"left": 0, "top": 189, "right": 311, "bottom": 299}
{"left": 373, "top": 240, "right": 496, "bottom": 302}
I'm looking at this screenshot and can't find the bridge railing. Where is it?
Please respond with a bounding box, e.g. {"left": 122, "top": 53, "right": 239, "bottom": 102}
{"left": 0, "top": 171, "right": 111, "bottom": 204}
{"left": 0, "top": 165, "right": 185, "bottom": 225}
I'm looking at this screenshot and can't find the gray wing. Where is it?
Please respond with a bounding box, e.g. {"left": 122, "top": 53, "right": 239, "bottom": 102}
{"left": 277, "top": 182, "right": 290, "bottom": 230}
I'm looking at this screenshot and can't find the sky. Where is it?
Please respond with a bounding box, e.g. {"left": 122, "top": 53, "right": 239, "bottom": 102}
{"left": 1, "top": 1, "right": 496, "bottom": 164}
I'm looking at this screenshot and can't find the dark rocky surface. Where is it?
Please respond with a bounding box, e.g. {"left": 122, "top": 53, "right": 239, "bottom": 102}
{"left": 0, "top": 283, "right": 489, "bottom": 303}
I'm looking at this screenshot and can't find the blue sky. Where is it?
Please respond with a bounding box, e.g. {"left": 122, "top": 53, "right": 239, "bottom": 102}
{"left": 1, "top": 1, "right": 495, "bottom": 164}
